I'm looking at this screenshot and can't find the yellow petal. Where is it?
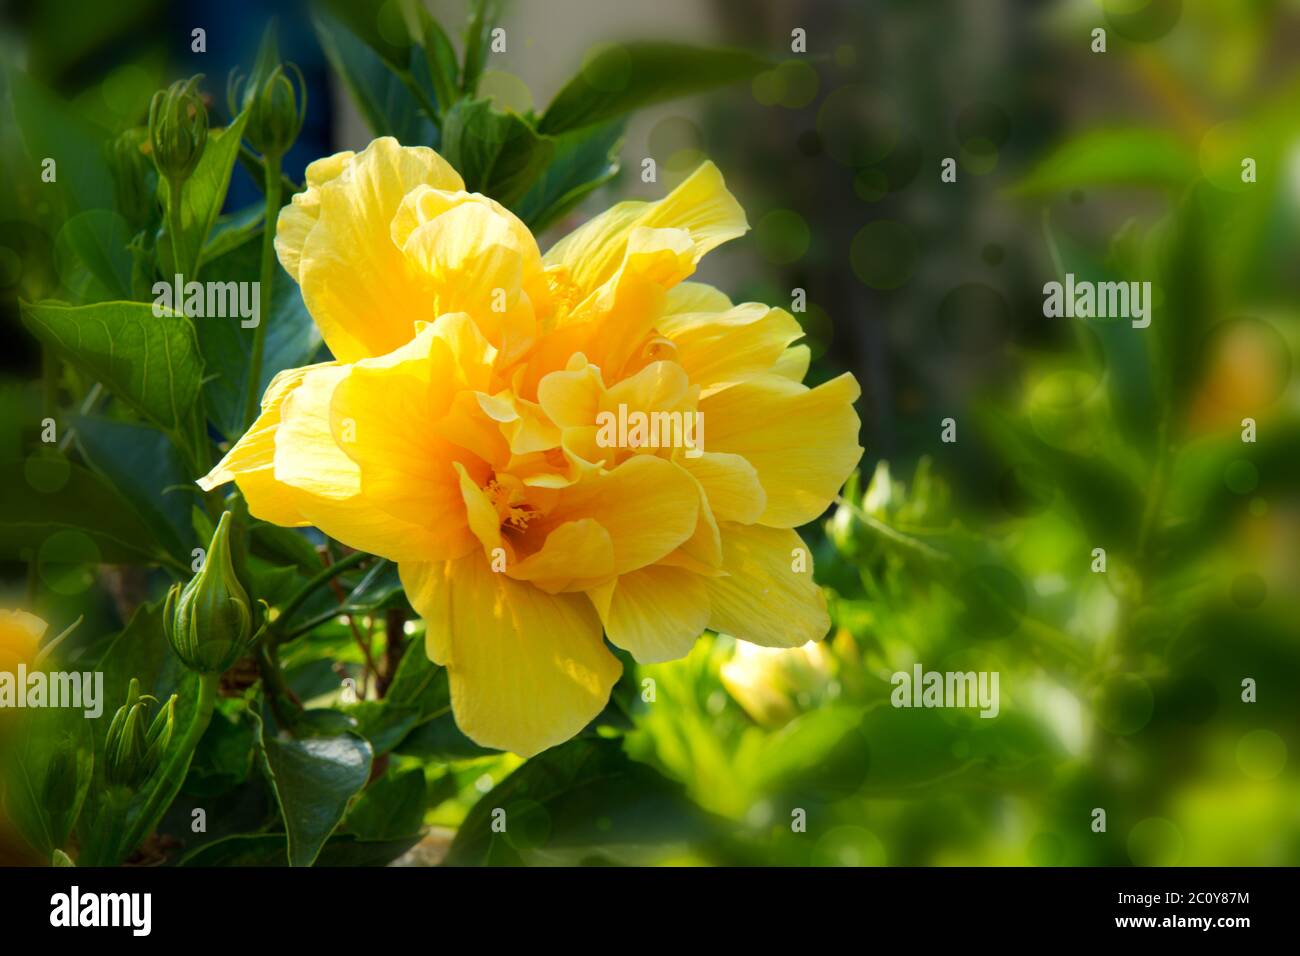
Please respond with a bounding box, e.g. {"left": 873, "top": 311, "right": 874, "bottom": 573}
{"left": 677, "top": 451, "right": 766, "bottom": 524}
{"left": 0, "top": 609, "right": 47, "bottom": 672}
{"left": 275, "top": 149, "right": 355, "bottom": 283}
{"left": 705, "top": 524, "right": 829, "bottom": 648}
{"left": 663, "top": 280, "right": 733, "bottom": 315}
{"left": 198, "top": 362, "right": 335, "bottom": 527}
{"left": 700, "top": 373, "right": 862, "bottom": 527}
{"left": 271, "top": 360, "right": 461, "bottom": 562}
{"left": 400, "top": 555, "right": 621, "bottom": 757}
{"left": 544, "top": 161, "right": 747, "bottom": 296}
{"left": 770, "top": 344, "right": 811, "bottom": 382}
{"left": 543, "top": 455, "right": 698, "bottom": 574}
{"left": 294, "top": 137, "right": 465, "bottom": 362}
{"left": 656, "top": 302, "right": 803, "bottom": 390}
{"left": 592, "top": 565, "right": 709, "bottom": 663}
{"left": 509, "top": 518, "right": 615, "bottom": 592}
{"left": 398, "top": 196, "right": 543, "bottom": 361}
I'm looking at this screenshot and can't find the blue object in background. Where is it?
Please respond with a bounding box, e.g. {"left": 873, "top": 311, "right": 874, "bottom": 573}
{"left": 169, "top": 0, "right": 334, "bottom": 209}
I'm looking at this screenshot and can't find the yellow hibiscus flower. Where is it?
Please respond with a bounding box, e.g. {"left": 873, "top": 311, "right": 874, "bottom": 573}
{"left": 0, "top": 609, "right": 46, "bottom": 675}
{"left": 200, "top": 136, "right": 862, "bottom": 757}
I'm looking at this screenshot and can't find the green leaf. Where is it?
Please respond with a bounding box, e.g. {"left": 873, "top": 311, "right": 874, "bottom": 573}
{"left": 178, "top": 832, "right": 420, "bottom": 867}
{"left": 71, "top": 414, "right": 197, "bottom": 565}
{"left": 20, "top": 299, "right": 204, "bottom": 435}
{"left": 516, "top": 119, "right": 624, "bottom": 233}
{"left": 348, "top": 634, "right": 455, "bottom": 755}
{"left": 312, "top": 9, "right": 438, "bottom": 143}
{"left": 194, "top": 230, "right": 321, "bottom": 439}
{"left": 158, "top": 111, "right": 251, "bottom": 280}
{"left": 538, "top": 42, "right": 770, "bottom": 136}
{"left": 444, "top": 737, "right": 715, "bottom": 866}
{"left": 1009, "top": 128, "right": 1196, "bottom": 196}
{"left": 441, "top": 98, "right": 554, "bottom": 207}
{"left": 461, "top": 0, "right": 503, "bottom": 95}
{"left": 344, "top": 766, "right": 426, "bottom": 841}
{"left": 254, "top": 705, "right": 374, "bottom": 867}
{"left": 1, "top": 705, "right": 94, "bottom": 859}
{"left": 53, "top": 211, "right": 134, "bottom": 302}
{"left": 7, "top": 67, "right": 115, "bottom": 216}
{"left": 0, "top": 457, "right": 174, "bottom": 566}
{"left": 185, "top": 701, "right": 258, "bottom": 797}
{"left": 199, "top": 203, "right": 264, "bottom": 268}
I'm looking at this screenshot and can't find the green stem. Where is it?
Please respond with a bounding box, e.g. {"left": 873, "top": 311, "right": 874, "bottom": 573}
{"left": 258, "top": 639, "right": 300, "bottom": 728}
{"left": 243, "top": 152, "right": 282, "bottom": 429}
{"left": 167, "top": 179, "right": 190, "bottom": 283}
{"left": 272, "top": 550, "right": 369, "bottom": 639}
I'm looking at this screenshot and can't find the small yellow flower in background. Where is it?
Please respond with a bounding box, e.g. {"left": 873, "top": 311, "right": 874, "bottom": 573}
{"left": 720, "top": 639, "right": 838, "bottom": 729}
{"left": 0, "top": 609, "right": 46, "bottom": 675}
{"left": 201, "top": 136, "right": 862, "bottom": 757}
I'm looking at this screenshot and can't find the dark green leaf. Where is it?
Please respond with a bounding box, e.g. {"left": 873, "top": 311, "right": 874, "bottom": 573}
{"left": 516, "top": 119, "right": 624, "bottom": 233}
{"left": 344, "top": 766, "right": 426, "bottom": 841}
{"left": 255, "top": 704, "right": 374, "bottom": 867}
{"left": 444, "top": 737, "right": 715, "bottom": 866}
{"left": 538, "top": 42, "right": 769, "bottom": 136}
{"left": 194, "top": 230, "right": 321, "bottom": 439}
{"left": 441, "top": 98, "right": 554, "bottom": 207}
{"left": 7, "top": 67, "right": 115, "bottom": 215}
{"left": 1009, "top": 128, "right": 1195, "bottom": 196}
{"left": 0, "top": 457, "right": 173, "bottom": 566}
{"left": 20, "top": 299, "right": 204, "bottom": 435}
{"left": 53, "top": 211, "right": 134, "bottom": 302}
{"left": 312, "top": 9, "right": 439, "bottom": 143}
{"left": 158, "top": 112, "right": 250, "bottom": 279}
{"left": 71, "top": 414, "right": 197, "bottom": 565}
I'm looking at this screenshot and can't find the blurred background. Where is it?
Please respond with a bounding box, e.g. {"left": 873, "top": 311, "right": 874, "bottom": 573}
{"left": 2, "top": 0, "right": 1298, "bottom": 865}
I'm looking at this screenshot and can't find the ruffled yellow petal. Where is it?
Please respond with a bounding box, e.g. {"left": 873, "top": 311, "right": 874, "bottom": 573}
{"left": 590, "top": 565, "right": 709, "bottom": 663}
{"left": 198, "top": 362, "right": 335, "bottom": 527}
{"left": 544, "top": 161, "right": 747, "bottom": 296}
{"left": 770, "top": 344, "right": 811, "bottom": 381}
{"left": 541, "top": 455, "right": 698, "bottom": 575}
{"left": 509, "top": 518, "right": 615, "bottom": 592}
{"left": 656, "top": 301, "right": 803, "bottom": 390}
{"left": 292, "top": 137, "right": 465, "bottom": 362}
{"left": 397, "top": 192, "right": 544, "bottom": 362}
{"left": 275, "top": 150, "right": 355, "bottom": 283}
{"left": 700, "top": 373, "right": 862, "bottom": 527}
{"left": 399, "top": 555, "right": 621, "bottom": 757}
{"left": 705, "top": 524, "right": 829, "bottom": 648}
{"left": 677, "top": 451, "right": 766, "bottom": 524}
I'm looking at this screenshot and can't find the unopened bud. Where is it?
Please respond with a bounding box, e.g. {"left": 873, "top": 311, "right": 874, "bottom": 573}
{"left": 105, "top": 678, "right": 175, "bottom": 788}
{"left": 164, "top": 511, "right": 258, "bottom": 673}
{"left": 148, "top": 75, "right": 209, "bottom": 186}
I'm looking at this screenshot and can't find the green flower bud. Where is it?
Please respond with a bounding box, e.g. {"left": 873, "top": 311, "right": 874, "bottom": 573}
{"left": 104, "top": 678, "right": 175, "bottom": 789}
{"left": 148, "top": 75, "right": 209, "bottom": 186}
{"left": 164, "top": 511, "right": 257, "bottom": 673}
{"left": 106, "top": 130, "right": 156, "bottom": 229}
{"left": 228, "top": 23, "right": 306, "bottom": 159}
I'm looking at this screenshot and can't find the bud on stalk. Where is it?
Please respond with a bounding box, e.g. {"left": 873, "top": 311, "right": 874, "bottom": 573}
{"left": 104, "top": 678, "right": 175, "bottom": 788}
{"left": 164, "top": 511, "right": 260, "bottom": 673}
{"left": 148, "top": 75, "right": 209, "bottom": 187}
